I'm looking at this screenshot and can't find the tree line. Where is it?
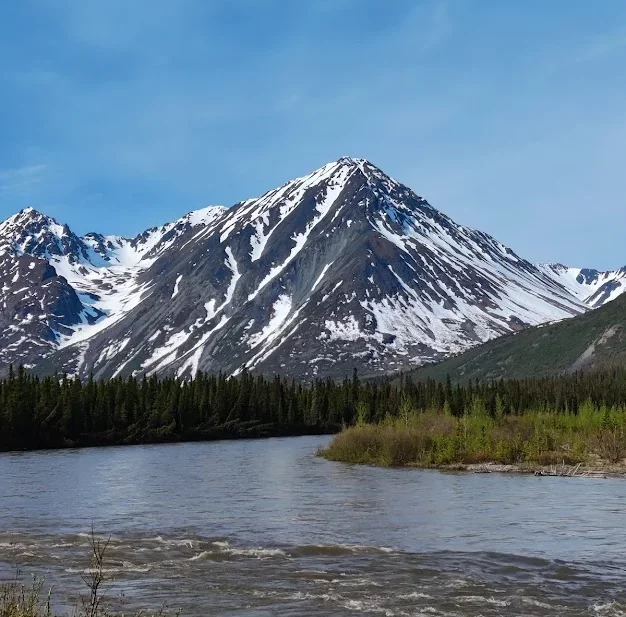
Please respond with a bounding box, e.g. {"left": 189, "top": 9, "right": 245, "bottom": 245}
{"left": 2, "top": 365, "right": 626, "bottom": 451}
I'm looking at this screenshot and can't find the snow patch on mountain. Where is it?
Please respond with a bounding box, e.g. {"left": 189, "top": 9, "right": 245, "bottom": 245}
{"left": 324, "top": 315, "right": 363, "bottom": 342}
{"left": 176, "top": 314, "right": 231, "bottom": 377}
{"left": 171, "top": 275, "right": 183, "bottom": 299}
{"left": 222, "top": 247, "right": 241, "bottom": 308}
{"left": 311, "top": 263, "right": 333, "bottom": 292}
{"left": 248, "top": 294, "right": 293, "bottom": 348}
{"left": 239, "top": 302, "right": 308, "bottom": 374}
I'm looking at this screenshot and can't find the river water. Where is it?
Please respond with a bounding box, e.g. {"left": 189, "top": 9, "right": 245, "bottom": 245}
{"left": 1, "top": 436, "right": 625, "bottom": 616}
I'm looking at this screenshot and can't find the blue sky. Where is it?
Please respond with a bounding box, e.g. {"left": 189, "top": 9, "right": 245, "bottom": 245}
{"left": 1, "top": 0, "right": 625, "bottom": 269}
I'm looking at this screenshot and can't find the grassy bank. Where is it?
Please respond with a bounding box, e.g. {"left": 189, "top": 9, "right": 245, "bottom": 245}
{"left": 320, "top": 403, "right": 626, "bottom": 472}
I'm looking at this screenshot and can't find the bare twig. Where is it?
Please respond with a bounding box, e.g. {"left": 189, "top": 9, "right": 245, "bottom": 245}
{"left": 79, "top": 527, "right": 111, "bottom": 617}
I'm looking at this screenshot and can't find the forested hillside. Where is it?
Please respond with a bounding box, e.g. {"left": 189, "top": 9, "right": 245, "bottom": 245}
{"left": 403, "top": 292, "right": 626, "bottom": 384}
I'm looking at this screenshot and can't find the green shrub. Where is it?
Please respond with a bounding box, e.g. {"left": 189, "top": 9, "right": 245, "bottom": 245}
{"left": 320, "top": 406, "right": 626, "bottom": 468}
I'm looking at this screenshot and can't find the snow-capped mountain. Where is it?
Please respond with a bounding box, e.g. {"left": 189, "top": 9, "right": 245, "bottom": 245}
{"left": 1, "top": 158, "right": 623, "bottom": 379}
{"left": 0, "top": 205, "right": 227, "bottom": 369}
{"left": 537, "top": 263, "right": 626, "bottom": 308}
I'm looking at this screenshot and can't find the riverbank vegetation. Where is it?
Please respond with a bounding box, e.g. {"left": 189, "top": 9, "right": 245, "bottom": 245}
{"left": 2, "top": 365, "right": 626, "bottom": 456}
{"left": 322, "top": 369, "right": 626, "bottom": 469}
{"left": 320, "top": 403, "right": 626, "bottom": 469}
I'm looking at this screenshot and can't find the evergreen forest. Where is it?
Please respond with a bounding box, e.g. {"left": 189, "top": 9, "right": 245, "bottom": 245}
{"left": 2, "top": 365, "right": 626, "bottom": 453}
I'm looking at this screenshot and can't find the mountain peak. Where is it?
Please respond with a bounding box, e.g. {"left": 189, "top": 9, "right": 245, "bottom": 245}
{"left": 332, "top": 157, "right": 408, "bottom": 193}
{"left": 334, "top": 157, "right": 388, "bottom": 178}
{"left": 0, "top": 206, "right": 66, "bottom": 239}
{"left": 0, "top": 205, "right": 88, "bottom": 266}
{"left": 336, "top": 156, "right": 369, "bottom": 165}
{"left": 6, "top": 206, "right": 57, "bottom": 226}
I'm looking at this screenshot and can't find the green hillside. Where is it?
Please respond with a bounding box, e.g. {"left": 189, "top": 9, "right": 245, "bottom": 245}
{"left": 405, "top": 293, "right": 626, "bottom": 383}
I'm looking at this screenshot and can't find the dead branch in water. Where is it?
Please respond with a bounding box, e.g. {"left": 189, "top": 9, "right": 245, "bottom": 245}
{"left": 534, "top": 461, "right": 606, "bottom": 478}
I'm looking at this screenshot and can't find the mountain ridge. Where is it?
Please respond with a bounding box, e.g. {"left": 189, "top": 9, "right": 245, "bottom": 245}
{"left": 0, "top": 158, "right": 624, "bottom": 380}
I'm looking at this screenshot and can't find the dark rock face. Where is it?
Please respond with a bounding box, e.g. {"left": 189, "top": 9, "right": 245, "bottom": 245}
{"left": 0, "top": 159, "right": 623, "bottom": 379}
{"left": 0, "top": 252, "right": 95, "bottom": 368}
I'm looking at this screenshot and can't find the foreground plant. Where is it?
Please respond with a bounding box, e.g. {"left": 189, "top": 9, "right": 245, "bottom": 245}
{"left": 0, "top": 576, "right": 51, "bottom": 617}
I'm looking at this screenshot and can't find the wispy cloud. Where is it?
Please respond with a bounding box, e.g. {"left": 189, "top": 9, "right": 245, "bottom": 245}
{"left": 538, "top": 25, "right": 626, "bottom": 76}
{"left": 577, "top": 28, "right": 626, "bottom": 62}
{"left": 0, "top": 164, "right": 48, "bottom": 193}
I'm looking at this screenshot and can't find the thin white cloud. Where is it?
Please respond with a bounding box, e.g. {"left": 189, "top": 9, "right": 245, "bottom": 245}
{"left": 0, "top": 164, "right": 48, "bottom": 192}
{"left": 538, "top": 26, "right": 626, "bottom": 76}
{"left": 577, "top": 28, "right": 626, "bottom": 62}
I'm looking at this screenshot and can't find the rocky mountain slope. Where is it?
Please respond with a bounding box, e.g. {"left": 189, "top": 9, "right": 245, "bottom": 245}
{"left": 1, "top": 158, "right": 623, "bottom": 379}
{"left": 402, "top": 291, "right": 626, "bottom": 384}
